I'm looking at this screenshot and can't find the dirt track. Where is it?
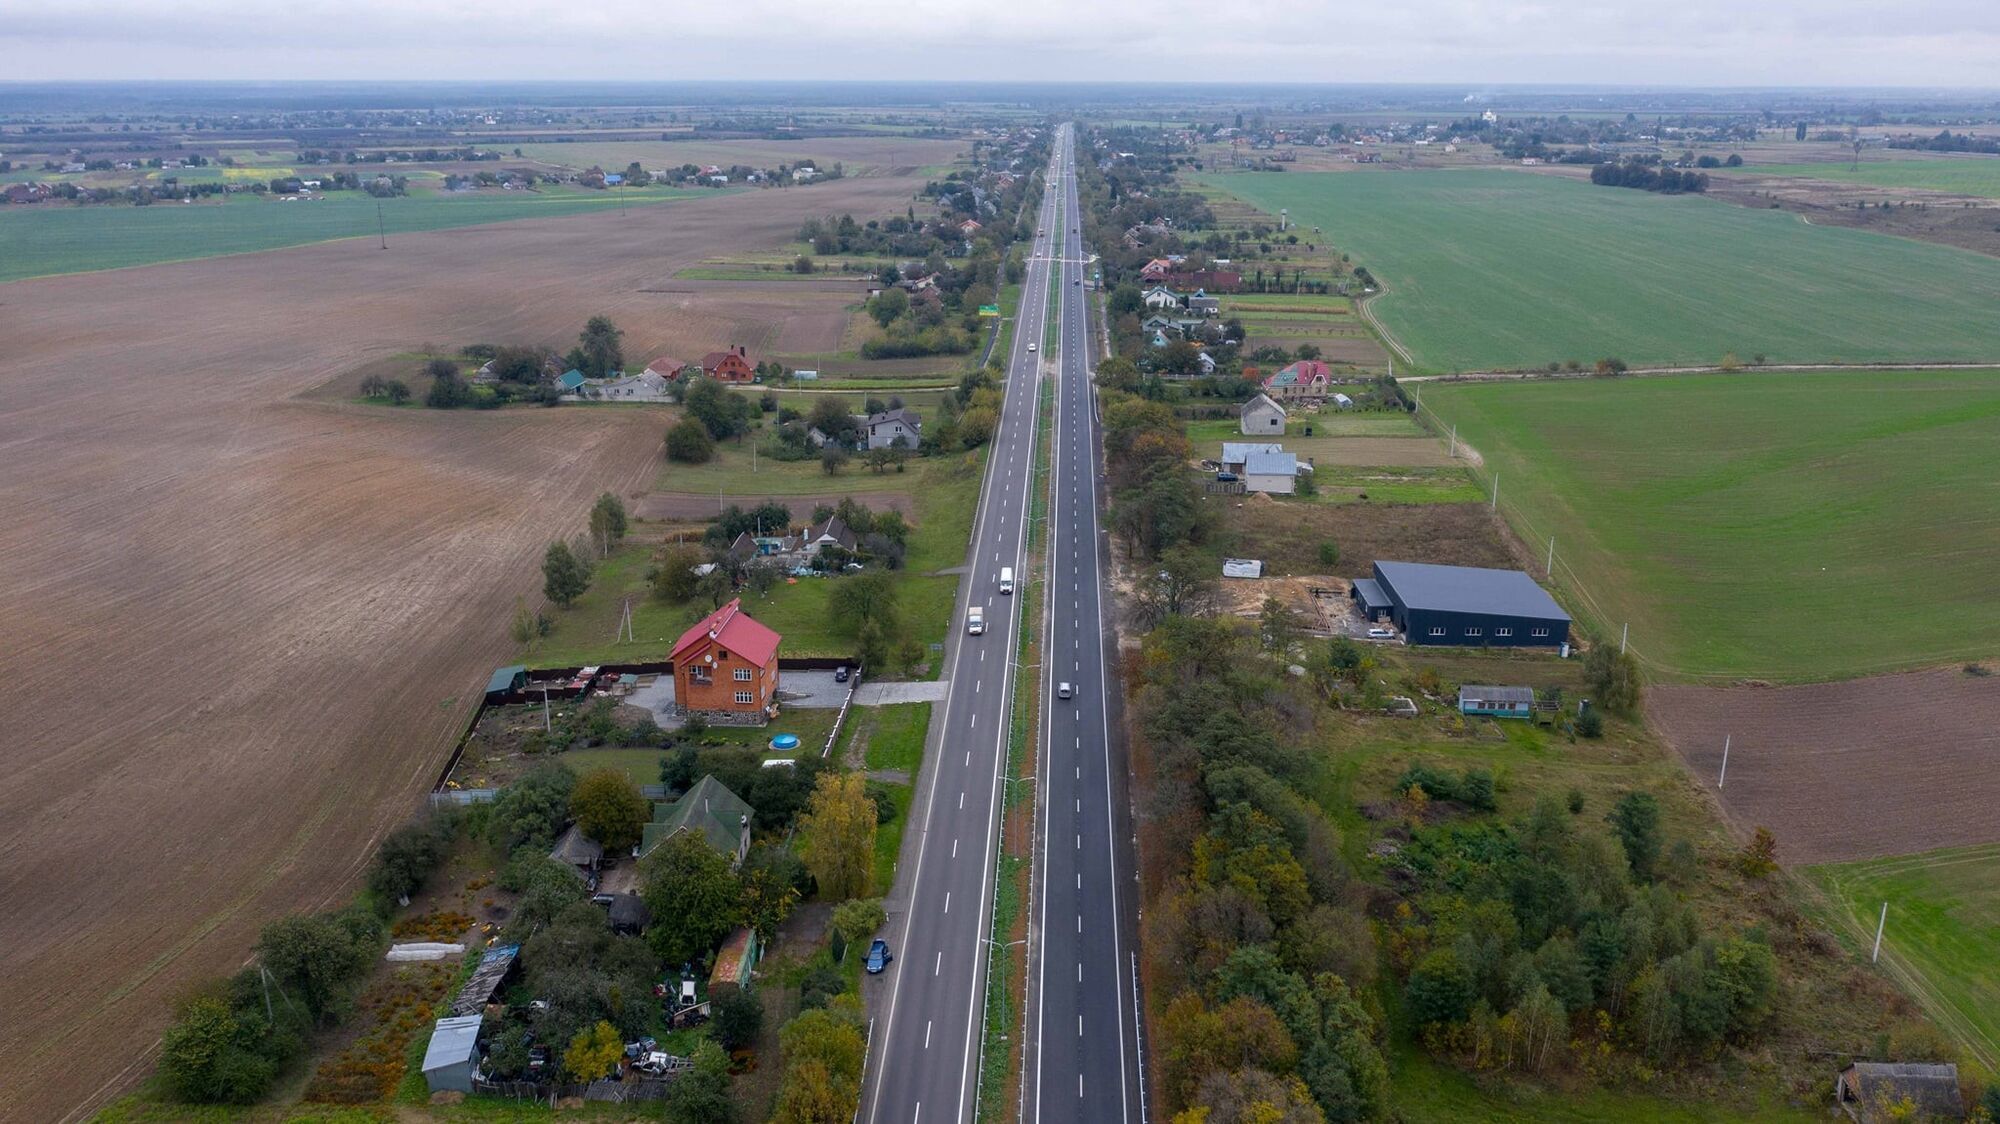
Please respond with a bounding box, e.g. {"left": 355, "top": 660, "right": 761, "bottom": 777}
{"left": 1651, "top": 669, "right": 2000, "bottom": 865}
{"left": 0, "top": 170, "right": 933, "bottom": 1122}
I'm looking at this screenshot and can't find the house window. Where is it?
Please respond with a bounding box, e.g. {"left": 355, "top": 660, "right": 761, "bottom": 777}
{"left": 689, "top": 666, "right": 712, "bottom": 684}
{"left": 734, "top": 691, "right": 753, "bottom": 705}
{"left": 1496, "top": 627, "right": 1512, "bottom": 638}
{"left": 1428, "top": 626, "right": 1445, "bottom": 637}
{"left": 1532, "top": 628, "right": 1550, "bottom": 638}
{"left": 734, "top": 668, "right": 753, "bottom": 682}
{"left": 1465, "top": 627, "right": 1482, "bottom": 637}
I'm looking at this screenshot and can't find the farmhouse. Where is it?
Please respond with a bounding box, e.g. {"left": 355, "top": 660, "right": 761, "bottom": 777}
{"left": 1186, "top": 290, "right": 1222, "bottom": 317}
{"left": 1353, "top": 561, "right": 1570, "bottom": 648}
{"left": 591, "top": 370, "right": 673, "bottom": 401}
{"left": 644, "top": 357, "right": 688, "bottom": 380}
{"left": 802, "top": 514, "right": 859, "bottom": 554}
{"left": 1239, "top": 393, "right": 1287, "bottom": 435}
{"left": 1243, "top": 450, "right": 1301, "bottom": 495}
{"left": 1834, "top": 1062, "right": 1962, "bottom": 1122}
{"left": 700, "top": 345, "right": 756, "bottom": 384}
{"left": 1142, "top": 285, "right": 1182, "bottom": 310}
{"left": 1458, "top": 685, "right": 1535, "bottom": 719}
{"left": 671, "top": 598, "right": 781, "bottom": 722}
{"left": 1263, "top": 360, "right": 1333, "bottom": 404}
{"left": 640, "top": 774, "right": 755, "bottom": 865}
{"left": 864, "top": 407, "right": 922, "bottom": 450}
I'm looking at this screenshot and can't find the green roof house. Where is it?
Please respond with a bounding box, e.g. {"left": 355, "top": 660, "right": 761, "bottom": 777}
{"left": 640, "top": 775, "right": 753, "bottom": 866}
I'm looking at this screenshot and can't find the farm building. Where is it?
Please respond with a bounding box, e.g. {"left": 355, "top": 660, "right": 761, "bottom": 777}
{"left": 1243, "top": 450, "right": 1301, "bottom": 495}
{"left": 1220, "top": 441, "right": 1285, "bottom": 474}
{"left": 556, "top": 369, "right": 586, "bottom": 394}
{"left": 420, "top": 1015, "right": 484, "bottom": 1094}
{"left": 1353, "top": 561, "right": 1570, "bottom": 648}
{"left": 1459, "top": 685, "right": 1535, "bottom": 719}
{"left": 549, "top": 824, "right": 603, "bottom": 873}
{"left": 1835, "top": 1062, "right": 1961, "bottom": 1122}
{"left": 641, "top": 774, "right": 755, "bottom": 865}
{"left": 484, "top": 665, "right": 527, "bottom": 702}
{"left": 644, "top": 357, "right": 688, "bottom": 380}
{"left": 671, "top": 598, "right": 781, "bottom": 722}
{"left": 1239, "top": 394, "right": 1287, "bottom": 435}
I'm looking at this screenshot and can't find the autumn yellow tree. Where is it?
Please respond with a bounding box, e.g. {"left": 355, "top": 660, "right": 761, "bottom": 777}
{"left": 799, "top": 771, "right": 876, "bottom": 900}
{"left": 562, "top": 1020, "right": 623, "bottom": 1081}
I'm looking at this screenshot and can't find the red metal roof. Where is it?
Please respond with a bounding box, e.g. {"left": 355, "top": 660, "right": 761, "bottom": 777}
{"left": 671, "top": 598, "right": 781, "bottom": 668}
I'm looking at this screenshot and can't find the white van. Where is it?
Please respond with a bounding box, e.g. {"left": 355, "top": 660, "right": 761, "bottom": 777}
{"left": 998, "top": 567, "right": 1014, "bottom": 595}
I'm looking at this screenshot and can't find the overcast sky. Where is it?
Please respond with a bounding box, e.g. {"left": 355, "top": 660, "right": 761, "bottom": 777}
{"left": 3, "top": 0, "right": 1999, "bottom": 88}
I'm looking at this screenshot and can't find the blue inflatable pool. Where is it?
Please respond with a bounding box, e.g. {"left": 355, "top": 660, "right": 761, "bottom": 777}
{"left": 770, "top": 734, "right": 801, "bottom": 751}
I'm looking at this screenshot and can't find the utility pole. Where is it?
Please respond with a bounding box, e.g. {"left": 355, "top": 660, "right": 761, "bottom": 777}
{"left": 541, "top": 684, "right": 551, "bottom": 732}
{"left": 1718, "top": 734, "right": 1731, "bottom": 788}
{"left": 1546, "top": 535, "right": 1555, "bottom": 578}
{"left": 1872, "top": 901, "right": 1888, "bottom": 963}
{"left": 1620, "top": 623, "right": 1629, "bottom": 655}
{"left": 1490, "top": 473, "right": 1499, "bottom": 511}
{"left": 1448, "top": 424, "right": 1457, "bottom": 458}
{"left": 376, "top": 201, "right": 387, "bottom": 250}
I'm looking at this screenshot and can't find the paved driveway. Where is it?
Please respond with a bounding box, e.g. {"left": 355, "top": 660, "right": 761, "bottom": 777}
{"left": 778, "top": 670, "right": 850, "bottom": 709}
{"left": 854, "top": 680, "right": 949, "bottom": 706}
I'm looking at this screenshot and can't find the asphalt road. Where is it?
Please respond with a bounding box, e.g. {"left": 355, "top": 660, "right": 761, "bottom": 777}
{"left": 1025, "top": 126, "right": 1145, "bottom": 1124}
{"left": 861, "top": 128, "right": 1066, "bottom": 1124}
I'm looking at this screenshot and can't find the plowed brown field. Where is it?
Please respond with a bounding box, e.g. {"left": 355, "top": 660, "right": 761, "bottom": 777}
{"left": 0, "top": 169, "right": 931, "bottom": 1122}
{"left": 1651, "top": 669, "right": 2000, "bottom": 865}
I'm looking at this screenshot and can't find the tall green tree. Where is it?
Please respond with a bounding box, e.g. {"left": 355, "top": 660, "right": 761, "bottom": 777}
{"left": 577, "top": 316, "right": 624, "bottom": 378}
{"left": 1608, "top": 791, "right": 1664, "bottom": 883}
{"left": 588, "top": 492, "right": 628, "bottom": 557}
{"left": 569, "top": 768, "right": 648, "bottom": 851}
{"left": 798, "top": 772, "right": 877, "bottom": 900}
{"left": 543, "top": 540, "right": 591, "bottom": 608}
{"left": 255, "top": 911, "right": 379, "bottom": 1024}
{"left": 641, "top": 832, "right": 743, "bottom": 965}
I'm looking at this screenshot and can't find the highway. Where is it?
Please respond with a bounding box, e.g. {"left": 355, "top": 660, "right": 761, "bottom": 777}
{"left": 1023, "top": 125, "right": 1145, "bottom": 1124}
{"left": 861, "top": 126, "right": 1066, "bottom": 1124}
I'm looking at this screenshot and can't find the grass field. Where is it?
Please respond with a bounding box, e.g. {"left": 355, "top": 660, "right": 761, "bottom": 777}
{"left": 1807, "top": 843, "right": 2000, "bottom": 1069}
{"left": 1197, "top": 169, "right": 2000, "bottom": 371}
{"left": 1421, "top": 369, "right": 2000, "bottom": 679}
{"left": 1728, "top": 158, "right": 2000, "bottom": 199}
{"left": 0, "top": 185, "right": 707, "bottom": 283}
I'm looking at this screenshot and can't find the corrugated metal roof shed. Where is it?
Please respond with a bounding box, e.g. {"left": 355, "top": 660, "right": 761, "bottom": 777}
{"left": 1460, "top": 685, "right": 1535, "bottom": 706}
{"left": 1375, "top": 561, "right": 1571, "bottom": 621}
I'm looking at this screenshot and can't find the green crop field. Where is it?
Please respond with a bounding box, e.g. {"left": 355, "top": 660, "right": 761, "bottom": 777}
{"left": 1807, "top": 843, "right": 2000, "bottom": 1069}
{"left": 0, "top": 185, "right": 705, "bottom": 283}
{"left": 1728, "top": 157, "right": 2000, "bottom": 199}
{"left": 1198, "top": 169, "right": 2000, "bottom": 371}
{"left": 1421, "top": 369, "right": 2000, "bottom": 680}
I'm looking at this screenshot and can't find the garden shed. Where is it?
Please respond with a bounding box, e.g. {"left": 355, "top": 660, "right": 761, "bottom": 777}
{"left": 421, "top": 1015, "right": 483, "bottom": 1094}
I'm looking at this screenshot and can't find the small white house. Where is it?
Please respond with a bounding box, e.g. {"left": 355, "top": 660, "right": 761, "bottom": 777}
{"left": 864, "top": 408, "right": 922, "bottom": 450}
{"left": 1239, "top": 393, "right": 1287, "bottom": 435}
{"left": 1142, "top": 285, "right": 1182, "bottom": 310}
{"left": 1243, "top": 450, "right": 1300, "bottom": 495}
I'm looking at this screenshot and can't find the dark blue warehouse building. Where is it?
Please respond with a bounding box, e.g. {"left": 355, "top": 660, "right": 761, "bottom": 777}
{"left": 1351, "top": 561, "right": 1571, "bottom": 648}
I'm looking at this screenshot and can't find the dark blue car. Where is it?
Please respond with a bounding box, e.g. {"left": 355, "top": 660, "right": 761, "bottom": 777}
{"left": 865, "top": 938, "right": 894, "bottom": 974}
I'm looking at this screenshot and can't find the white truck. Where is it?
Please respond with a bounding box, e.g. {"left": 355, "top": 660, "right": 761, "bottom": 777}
{"left": 967, "top": 606, "right": 986, "bottom": 635}
{"left": 998, "top": 567, "right": 1014, "bottom": 595}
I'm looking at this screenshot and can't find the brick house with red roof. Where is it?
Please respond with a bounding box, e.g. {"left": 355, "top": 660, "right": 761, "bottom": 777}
{"left": 700, "top": 345, "right": 756, "bottom": 384}
{"left": 672, "top": 599, "right": 781, "bottom": 723}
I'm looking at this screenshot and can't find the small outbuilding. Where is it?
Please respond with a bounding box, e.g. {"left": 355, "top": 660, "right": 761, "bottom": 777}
{"left": 420, "top": 1014, "right": 484, "bottom": 1094}
{"left": 549, "top": 824, "right": 603, "bottom": 873}
{"left": 1239, "top": 393, "right": 1287, "bottom": 436}
{"left": 1243, "top": 450, "right": 1300, "bottom": 495}
{"left": 710, "top": 927, "right": 761, "bottom": 991}
{"left": 1458, "top": 685, "right": 1535, "bottom": 719}
{"left": 484, "top": 665, "right": 527, "bottom": 702}
{"left": 1835, "top": 1061, "right": 1962, "bottom": 1122}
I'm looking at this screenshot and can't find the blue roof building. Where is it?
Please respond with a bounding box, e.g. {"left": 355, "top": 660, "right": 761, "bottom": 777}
{"left": 558, "top": 369, "right": 586, "bottom": 392}
{"left": 1356, "top": 561, "right": 1570, "bottom": 648}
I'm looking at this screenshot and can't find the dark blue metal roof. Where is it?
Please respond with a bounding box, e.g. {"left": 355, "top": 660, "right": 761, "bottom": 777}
{"left": 1351, "top": 577, "right": 1392, "bottom": 610}
{"left": 1375, "top": 561, "right": 1570, "bottom": 621}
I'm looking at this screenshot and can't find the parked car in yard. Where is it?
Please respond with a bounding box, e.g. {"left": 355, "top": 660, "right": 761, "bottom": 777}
{"left": 866, "top": 939, "right": 894, "bottom": 974}
{"left": 834, "top": 665, "right": 850, "bottom": 683}
{"left": 1367, "top": 628, "right": 1395, "bottom": 640}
